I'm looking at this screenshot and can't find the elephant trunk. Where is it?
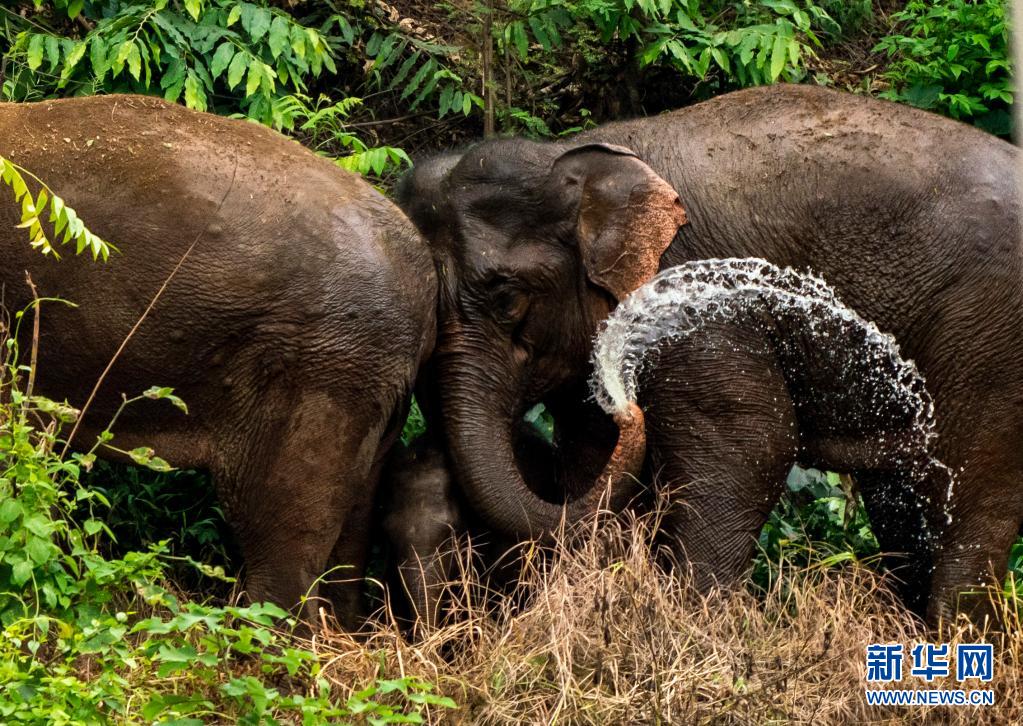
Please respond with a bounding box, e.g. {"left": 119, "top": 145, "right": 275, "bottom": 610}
{"left": 396, "top": 550, "right": 450, "bottom": 632}
{"left": 440, "top": 352, "right": 645, "bottom": 541}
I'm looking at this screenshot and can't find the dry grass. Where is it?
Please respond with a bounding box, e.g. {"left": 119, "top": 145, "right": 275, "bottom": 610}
{"left": 304, "top": 506, "right": 1023, "bottom": 724}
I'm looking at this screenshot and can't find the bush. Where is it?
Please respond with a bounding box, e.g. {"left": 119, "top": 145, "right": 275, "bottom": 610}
{"left": 875, "top": 0, "right": 1012, "bottom": 136}
{"left": 754, "top": 467, "right": 880, "bottom": 591}
{"left": 3, "top": 0, "right": 469, "bottom": 179}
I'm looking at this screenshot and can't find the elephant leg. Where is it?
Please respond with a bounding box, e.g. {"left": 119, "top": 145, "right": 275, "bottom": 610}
{"left": 640, "top": 327, "right": 799, "bottom": 591}
{"left": 855, "top": 469, "right": 937, "bottom": 617}
{"left": 320, "top": 401, "right": 411, "bottom": 630}
{"left": 215, "top": 388, "right": 383, "bottom": 624}
{"left": 320, "top": 502, "right": 374, "bottom": 630}
{"left": 927, "top": 461, "right": 1023, "bottom": 627}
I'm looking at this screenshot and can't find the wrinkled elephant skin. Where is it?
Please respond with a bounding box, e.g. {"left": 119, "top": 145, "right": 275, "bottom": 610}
{"left": 397, "top": 84, "right": 1023, "bottom": 625}
{"left": 0, "top": 95, "right": 437, "bottom": 626}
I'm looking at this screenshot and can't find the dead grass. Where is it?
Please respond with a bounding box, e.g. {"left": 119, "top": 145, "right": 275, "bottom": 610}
{"left": 305, "top": 506, "right": 1023, "bottom": 724}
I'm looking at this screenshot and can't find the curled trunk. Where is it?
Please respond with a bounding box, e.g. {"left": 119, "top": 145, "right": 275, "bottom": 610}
{"left": 441, "top": 355, "right": 645, "bottom": 541}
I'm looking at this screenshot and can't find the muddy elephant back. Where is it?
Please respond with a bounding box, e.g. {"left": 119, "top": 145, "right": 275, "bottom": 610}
{"left": 0, "top": 95, "right": 435, "bottom": 434}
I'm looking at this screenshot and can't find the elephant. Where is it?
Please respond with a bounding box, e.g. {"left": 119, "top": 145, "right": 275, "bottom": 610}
{"left": 0, "top": 95, "right": 437, "bottom": 625}
{"left": 589, "top": 258, "right": 947, "bottom": 589}
{"left": 381, "top": 422, "right": 559, "bottom": 631}
{"left": 396, "top": 83, "right": 1023, "bottom": 624}
{"left": 381, "top": 441, "right": 462, "bottom": 630}
{"left": 384, "top": 257, "right": 946, "bottom": 627}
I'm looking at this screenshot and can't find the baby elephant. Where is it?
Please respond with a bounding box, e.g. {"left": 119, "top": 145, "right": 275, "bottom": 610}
{"left": 381, "top": 426, "right": 557, "bottom": 630}
{"left": 381, "top": 442, "right": 463, "bottom": 630}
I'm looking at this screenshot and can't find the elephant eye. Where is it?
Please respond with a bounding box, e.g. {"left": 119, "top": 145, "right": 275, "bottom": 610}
{"left": 491, "top": 285, "right": 530, "bottom": 326}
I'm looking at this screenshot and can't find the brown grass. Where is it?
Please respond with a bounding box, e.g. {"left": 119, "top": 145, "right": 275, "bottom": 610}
{"left": 298, "top": 502, "right": 1023, "bottom": 725}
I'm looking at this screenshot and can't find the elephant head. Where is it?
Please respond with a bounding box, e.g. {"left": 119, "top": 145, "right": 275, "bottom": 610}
{"left": 397, "top": 140, "right": 686, "bottom": 539}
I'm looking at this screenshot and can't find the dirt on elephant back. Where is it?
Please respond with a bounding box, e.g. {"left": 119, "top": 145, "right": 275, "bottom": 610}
{"left": 298, "top": 497, "right": 1023, "bottom": 724}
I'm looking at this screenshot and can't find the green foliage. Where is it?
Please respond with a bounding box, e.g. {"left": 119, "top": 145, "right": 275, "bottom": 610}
{"left": 506, "top": 0, "right": 842, "bottom": 89}
{"left": 6, "top": 0, "right": 484, "bottom": 131}
{"left": 875, "top": 0, "right": 1012, "bottom": 135}
{"left": 753, "top": 467, "right": 880, "bottom": 592}
{"left": 401, "top": 397, "right": 427, "bottom": 446}
{"left": 1007, "top": 539, "right": 1023, "bottom": 606}
{"left": 290, "top": 94, "right": 413, "bottom": 177}
{"left": 348, "top": 677, "right": 457, "bottom": 723}
{"left": 9, "top": 0, "right": 336, "bottom": 126}
{"left": 354, "top": 19, "right": 485, "bottom": 119}
{"left": 5, "top": 1, "right": 414, "bottom": 179}
{"left": 817, "top": 0, "right": 873, "bottom": 39}
{"left": 81, "top": 462, "right": 232, "bottom": 583}
{"left": 754, "top": 467, "right": 1023, "bottom": 616}
{"left": 0, "top": 156, "right": 112, "bottom": 260}
{"left": 523, "top": 402, "right": 555, "bottom": 443}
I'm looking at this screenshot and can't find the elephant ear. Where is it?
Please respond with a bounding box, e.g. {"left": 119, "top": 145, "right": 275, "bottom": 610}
{"left": 550, "top": 144, "right": 687, "bottom": 301}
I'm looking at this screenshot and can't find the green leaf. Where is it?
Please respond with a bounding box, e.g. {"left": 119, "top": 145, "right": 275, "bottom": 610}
{"left": 366, "top": 32, "right": 383, "bottom": 58}
{"left": 0, "top": 499, "right": 23, "bottom": 524}
{"left": 245, "top": 62, "right": 263, "bottom": 97}
{"left": 110, "top": 39, "right": 134, "bottom": 77}
{"left": 45, "top": 35, "right": 61, "bottom": 71}
{"left": 185, "top": 0, "right": 202, "bottom": 21}
{"left": 509, "top": 21, "right": 528, "bottom": 59}
{"left": 400, "top": 59, "right": 433, "bottom": 100}
{"left": 11, "top": 559, "right": 33, "bottom": 587}
{"left": 27, "top": 35, "right": 45, "bottom": 71}
{"left": 184, "top": 71, "right": 206, "bottom": 111}
{"left": 26, "top": 537, "right": 52, "bottom": 566}
{"left": 227, "top": 52, "right": 249, "bottom": 90}
{"left": 8, "top": 164, "right": 28, "bottom": 200}
{"left": 89, "top": 36, "right": 108, "bottom": 79}
{"left": 210, "top": 42, "right": 235, "bottom": 79}
{"left": 60, "top": 40, "right": 87, "bottom": 82}
{"left": 147, "top": 456, "right": 173, "bottom": 472}
{"left": 248, "top": 7, "right": 272, "bottom": 43}
{"left": 438, "top": 85, "right": 454, "bottom": 116}
{"left": 528, "top": 17, "right": 550, "bottom": 49}
{"left": 291, "top": 23, "right": 306, "bottom": 59}
{"left": 770, "top": 31, "right": 788, "bottom": 80}
{"left": 143, "top": 386, "right": 189, "bottom": 414}
{"left": 710, "top": 46, "right": 730, "bottom": 74}
{"left": 127, "top": 42, "right": 142, "bottom": 81}
{"left": 128, "top": 447, "right": 155, "bottom": 466}
{"left": 268, "top": 15, "right": 290, "bottom": 59}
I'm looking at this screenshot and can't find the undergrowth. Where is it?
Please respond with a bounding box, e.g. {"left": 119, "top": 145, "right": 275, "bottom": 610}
{"left": 3, "top": 298, "right": 1022, "bottom": 721}
{"left": 319, "top": 501, "right": 1023, "bottom": 724}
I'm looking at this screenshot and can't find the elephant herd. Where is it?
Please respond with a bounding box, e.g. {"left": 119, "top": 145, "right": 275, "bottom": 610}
{"left": 1, "top": 84, "right": 1020, "bottom": 630}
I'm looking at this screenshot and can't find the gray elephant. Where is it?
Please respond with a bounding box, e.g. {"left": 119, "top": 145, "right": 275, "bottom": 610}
{"left": 1, "top": 95, "right": 436, "bottom": 624}
{"left": 589, "top": 258, "right": 947, "bottom": 589}
{"left": 397, "top": 83, "right": 1023, "bottom": 624}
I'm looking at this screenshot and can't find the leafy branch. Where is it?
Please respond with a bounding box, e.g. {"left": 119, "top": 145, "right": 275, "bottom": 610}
{"left": 0, "top": 156, "right": 112, "bottom": 260}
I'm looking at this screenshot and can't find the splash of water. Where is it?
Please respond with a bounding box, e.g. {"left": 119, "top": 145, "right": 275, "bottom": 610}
{"left": 589, "top": 257, "right": 955, "bottom": 528}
